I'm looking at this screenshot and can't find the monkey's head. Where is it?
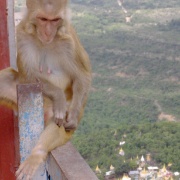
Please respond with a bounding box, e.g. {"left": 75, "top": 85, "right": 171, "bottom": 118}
{"left": 25, "top": 0, "right": 69, "bottom": 44}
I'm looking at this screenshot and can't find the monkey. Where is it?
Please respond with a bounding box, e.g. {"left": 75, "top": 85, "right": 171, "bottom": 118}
{"left": 0, "top": 0, "right": 91, "bottom": 179}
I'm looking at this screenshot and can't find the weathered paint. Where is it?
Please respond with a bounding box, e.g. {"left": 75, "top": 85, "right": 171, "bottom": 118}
{"left": 7, "top": 0, "right": 16, "bottom": 68}
{"left": 17, "top": 83, "right": 48, "bottom": 180}
{"left": 0, "top": 0, "right": 17, "bottom": 179}
{"left": 47, "top": 154, "right": 64, "bottom": 180}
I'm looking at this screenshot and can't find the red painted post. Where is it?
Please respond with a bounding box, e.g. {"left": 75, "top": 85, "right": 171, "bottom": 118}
{"left": 0, "top": 0, "right": 17, "bottom": 179}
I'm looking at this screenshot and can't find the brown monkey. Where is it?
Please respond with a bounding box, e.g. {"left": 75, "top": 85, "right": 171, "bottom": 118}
{"left": 0, "top": 0, "right": 91, "bottom": 179}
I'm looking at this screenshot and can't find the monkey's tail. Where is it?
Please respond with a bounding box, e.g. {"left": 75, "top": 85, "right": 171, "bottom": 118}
{"left": 0, "top": 67, "right": 19, "bottom": 110}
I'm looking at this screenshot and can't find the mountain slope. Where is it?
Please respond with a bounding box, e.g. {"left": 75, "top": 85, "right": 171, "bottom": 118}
{"left": 70, "top": 0, "right": 180, "bottom": 175}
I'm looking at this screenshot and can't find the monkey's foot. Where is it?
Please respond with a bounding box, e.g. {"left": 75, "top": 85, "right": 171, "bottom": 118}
{"left": 16, "top": 148, "right": 47, "bottom": 180}
{"left": 64, "top": 120, "right": 78, "bottom": 130}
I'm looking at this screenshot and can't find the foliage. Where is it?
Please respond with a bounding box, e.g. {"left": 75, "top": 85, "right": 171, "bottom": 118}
{"left": 71, "top": 0, "right": 180, "bottom": 9}
{"left": 70, "top": 0, "right": 180, "bottom": 176}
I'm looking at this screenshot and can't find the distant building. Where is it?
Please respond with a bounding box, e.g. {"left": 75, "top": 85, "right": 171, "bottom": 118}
{"left": 147, "top": 166, "right": 158, "bottom": 171}
{"left": 119, "top": 148, "right": 125, "bottom": 156}
{"left": 105, "top": 165, "right": 116, "bottom": 180}
{"left": 95, "top": 165, "right": 101, "bottom": 174}
{"left": 119, "top": 141, "right": 126, "bottom": 146}
{"left": 110, "top": 165, "right": 115, "bottom": 172}
{"left": 121, "top": 174, "right": 131, "bottom": 180}
{"left": 174, "top": 172, "right": 179, "bottom": 176}
{"left": 141, "top": 156, "right": 145, "bottom": 162}
{"left": 129, "top": 171, "right": 139, "bottom": 180}
{"left": 140, "top": 155, "right": 145, "bottom": 167}
{"left": 161, "top": 164, "right": 167, "bottom": 172}
{"left": 140, "top": 168, "right": 149, "bottom": 179}
{"left": 146, "top": 153, "right": 151, "bottom": 162}
{"left": 105, "top": 170, "right": 116, "bottom": 180}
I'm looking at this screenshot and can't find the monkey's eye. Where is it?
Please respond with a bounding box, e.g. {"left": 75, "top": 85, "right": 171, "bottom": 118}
{"left": 52, "top": 18, "right": 61, "bottom": 22}
{"left": 39, "top": 17, "right": 48, "bottom": 21}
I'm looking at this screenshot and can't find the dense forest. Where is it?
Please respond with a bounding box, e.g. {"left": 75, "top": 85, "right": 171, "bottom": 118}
{"left": 69, "top": 0, "right": 180, "bottom": 177}
{"left": 15, "top": 0, "right": 180, "bottom": 178}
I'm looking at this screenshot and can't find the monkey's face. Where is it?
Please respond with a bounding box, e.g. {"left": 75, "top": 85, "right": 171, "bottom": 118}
{"left": 36, "top": 15, "right": 62, "bottom": 44}
{"left": 26, "top": 0, "right": 68, "bottom": 44}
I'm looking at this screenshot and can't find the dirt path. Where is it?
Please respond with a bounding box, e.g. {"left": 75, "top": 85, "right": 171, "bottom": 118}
{"left": 154, "top": 100, "right": 177, "bottom": 122}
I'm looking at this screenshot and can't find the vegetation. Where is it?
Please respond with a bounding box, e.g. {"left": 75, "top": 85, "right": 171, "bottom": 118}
{"left": 70, "top": 0, "right": 180, "bottom": 176}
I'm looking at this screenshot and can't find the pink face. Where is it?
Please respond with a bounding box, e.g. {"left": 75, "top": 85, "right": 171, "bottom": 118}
{"left": 36, "top": 16, "right": 62, "bottom": 44}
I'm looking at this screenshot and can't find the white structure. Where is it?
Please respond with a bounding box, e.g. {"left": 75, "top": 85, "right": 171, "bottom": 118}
{"left": 119, "top": 148, "right": 125, "bottom": 156}
{"left": 174, "top": 172, "right": 179, "bottom": 176}
{"left": 148, "top": 166, "right": 159, "bottom": 171}
{"left": 141, "top": 155, "right": 145, "bottom": 162}
{"left": 106, "top": 171, "right": 114, "bottom": 176}
{"left": 119, "top": 141, "right": 126, "bottom": 146}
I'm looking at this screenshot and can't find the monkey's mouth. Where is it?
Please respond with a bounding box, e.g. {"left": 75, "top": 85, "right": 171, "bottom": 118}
{"left": 37, "top": 30, "right": 55, "bottom": 44}
{"left": 39, "top": 35, "right": 54, "bottom": 44}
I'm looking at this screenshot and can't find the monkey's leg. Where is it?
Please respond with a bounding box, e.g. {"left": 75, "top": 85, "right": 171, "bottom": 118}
{"left": 0, "top": 67, "right": 19, "bottom": 110}
{"left": 16, "top": 122, "right": 74, "bottom": 180}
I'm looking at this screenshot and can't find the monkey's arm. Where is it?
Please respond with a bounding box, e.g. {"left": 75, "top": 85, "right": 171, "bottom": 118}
{"left": 0, "top": 68, "right": 19, "bottom": 110}
{"left": 64, "top": 73, "right": 90, "bottom": 129}
{"left": 63, "top": 27, "right": 92, "bottom": 129}
{"left": 41, "top": 81, "right": 67, "bottom": 126}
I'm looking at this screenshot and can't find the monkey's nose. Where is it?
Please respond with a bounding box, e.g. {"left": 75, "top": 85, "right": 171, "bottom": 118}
{"left": 45, "top": 31, "right": 51, "bottom": 37}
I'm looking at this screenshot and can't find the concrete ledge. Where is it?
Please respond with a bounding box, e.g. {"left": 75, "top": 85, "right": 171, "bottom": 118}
{"left": 17, "top": 83, "right": 98, "bottom": 180}
{"left": 48, "top": 142, "right": 98, "bottom": 180}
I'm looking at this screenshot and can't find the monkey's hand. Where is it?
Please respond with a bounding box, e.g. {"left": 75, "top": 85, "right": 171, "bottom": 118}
{"left": 64, "top": 109, "right": 78, "bottom": 130}
{"left": 16, "top": 146, "right": 47, "bottom": 180}
{"left": 53, "top": 95, "right": 67, "bottom": 127}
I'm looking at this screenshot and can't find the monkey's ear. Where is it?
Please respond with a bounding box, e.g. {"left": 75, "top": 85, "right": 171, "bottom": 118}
{"left": 26, "top": 0, "right": 37, "bottom": 9}
{"left": 25, "top": 23, "right": 36, "bottom": 34}
{"left": 26, "top": 0, "right": 32, "bottom": 8}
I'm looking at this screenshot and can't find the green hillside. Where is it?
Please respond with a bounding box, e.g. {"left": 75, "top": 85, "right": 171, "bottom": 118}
{"left": 70, "top": 0, "right": 180, "bottom": 176}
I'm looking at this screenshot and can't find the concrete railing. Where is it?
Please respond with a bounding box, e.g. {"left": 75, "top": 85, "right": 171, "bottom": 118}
{"left": 17, "top": 83, "right": 98, "bottom": 180}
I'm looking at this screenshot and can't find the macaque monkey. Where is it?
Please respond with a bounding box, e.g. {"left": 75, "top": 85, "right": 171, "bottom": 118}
{"left": 0, "top": 0, "right": 91, "bottom": 179}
